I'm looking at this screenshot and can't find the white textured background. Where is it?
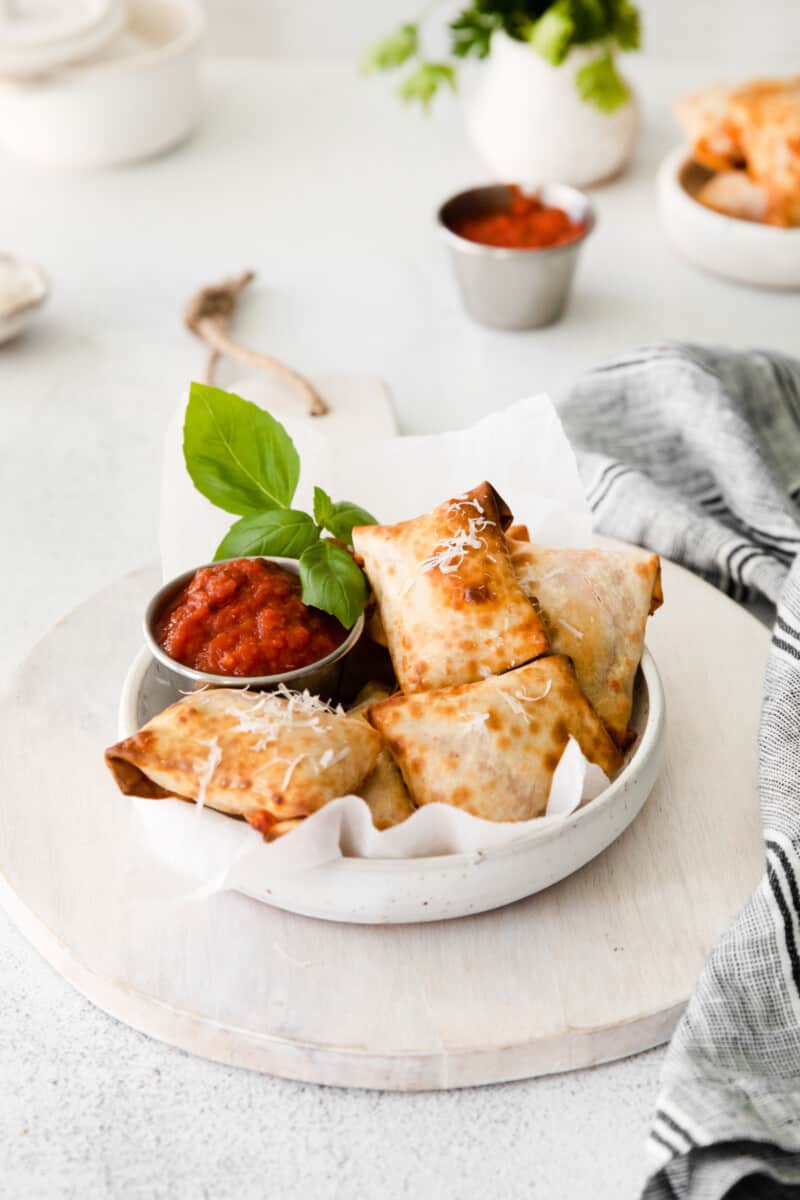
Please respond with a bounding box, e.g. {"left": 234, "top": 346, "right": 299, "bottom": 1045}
{"left": 2, "top": 5, "right": 799, "bottom": 1199}
{"left": 202, "top": 0, "right": 800, "bottom": 66}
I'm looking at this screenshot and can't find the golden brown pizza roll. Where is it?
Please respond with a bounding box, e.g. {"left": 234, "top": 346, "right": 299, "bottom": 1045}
{"left": 694, "top": 171, "right": 770, "bottom": 223}
{"left": 676, "top": 77, "right": 800, "bottom": 226}
{"left": 508, "top": 540, "right": 662, "bottom": 745}
{"left": 368, "top": 656, "right": 622, "bottom": 822}
{"left": 105, "top": 687, "right": 382, "bottom": 837}
{"left": 352, "top": 482, "right": 549, "bottom": 694}
{"left": 349, "top": 684, "right": 416, "bottom": 829}
{"left": 675, "top": 82, "right": 742, "bottom": 171}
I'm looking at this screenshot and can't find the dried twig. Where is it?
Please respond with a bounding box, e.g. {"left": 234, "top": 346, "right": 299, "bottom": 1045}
{"left": 184, "top": 271, "right": 327, "bottom": 416}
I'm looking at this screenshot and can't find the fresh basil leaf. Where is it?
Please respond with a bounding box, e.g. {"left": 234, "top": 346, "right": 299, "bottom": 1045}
{"left": 312, "top": 485, "right": 335, "bottom": 531}
{"left": 299, "top": 541, "right": 369, "bottom": 629}
{"left": 528, "top": 3, "right": 575, "bottom": 65}
{"left": 326, "top": 502, "right": 377, "bottom": 544}
{"left": 312, "top": 487, "right": 378, "bottom": 544}
{"left": 398, "top": 62, "right": 457, "bottom": 112}
{"left": 214, "top": 510, "right": 319, "bottom": 561}
{"left": 361, "top": 23, "right": 418, "bottom": 74}
{"left": 183, "top": 382, "right": 300, "bottom": 516}
{"left": 313, "top": 487, "right": 377, "bottom": 544}
{"left": 575, "top": 50, "right": 630, "bottom": 112}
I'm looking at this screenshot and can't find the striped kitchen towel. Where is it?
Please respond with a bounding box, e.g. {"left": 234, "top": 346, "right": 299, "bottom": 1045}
{"left": 560, "top": 344, "right": 800, "bottom": 1200}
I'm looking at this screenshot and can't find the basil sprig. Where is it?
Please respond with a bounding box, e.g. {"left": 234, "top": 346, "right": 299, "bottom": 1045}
{"left": 183, "top": 382, "right": 377, "bottom": 627}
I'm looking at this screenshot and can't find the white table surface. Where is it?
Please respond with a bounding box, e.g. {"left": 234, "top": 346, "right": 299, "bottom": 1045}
{"left": 0, "top": 55, "right": 793, "bottom": 1199}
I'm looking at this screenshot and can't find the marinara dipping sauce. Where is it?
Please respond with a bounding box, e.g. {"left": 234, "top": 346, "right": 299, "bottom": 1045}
{"left": 156, "top": 558, "right": 348, "bottom": 678}
{"left": 451, "top": 185, "right": 586, "bottom": 250}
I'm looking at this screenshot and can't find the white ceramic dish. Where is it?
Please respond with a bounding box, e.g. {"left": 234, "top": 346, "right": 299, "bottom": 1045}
{"left": 0, "top": 256, "right": 48, "bottom": 344}
{"left": 657, "top": 145, "right": 800, "bottom": 289}
{"left": 118, "top": 646, "right": 665, "bottom": 924}
{"left": 0, "top": 0, "right": 126, "bottom": 79}
{"left": 0, "top": 0, "right": 205, "bottom": 168}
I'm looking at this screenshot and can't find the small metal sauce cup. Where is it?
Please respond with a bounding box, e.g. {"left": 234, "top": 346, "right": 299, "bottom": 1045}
{"left": 144, "top": 556, "right": 365, "bottom": 701}
{"left": 437, "top": 182, "right": 595, "bottom": 331}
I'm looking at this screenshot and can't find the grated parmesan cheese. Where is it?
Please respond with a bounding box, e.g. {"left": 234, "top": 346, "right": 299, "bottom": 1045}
{"left": 448, "top": 494, "right": 485, "bottom": 517}
{"left": 559, "top": 619, "right": 584, "bottom": 640}
{"left": 497, "top": 690, "right": 526, "bottom": 716}
{"left": 229, "top": 685, "right": 344, "bottom": 750}
{"left": 419, "top": 514, "right": 495, "bottom": 576}
{"left": 319, "top": 746, "right": 351, "bottom": 770}
{"left": 195, "top": 736, "right": 222, "bottom": 809}
{"left": 280, "top": 754, "right": 307, "bottom": 792}
{"left": 515, "top": 680, "right": 552, "bottom": 704}
{"left": 460, "top": 711, "right": 490, "bottom": 736}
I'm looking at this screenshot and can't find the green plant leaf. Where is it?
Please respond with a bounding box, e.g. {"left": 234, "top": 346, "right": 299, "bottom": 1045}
{"left": 397, "top": 62, "right": 457, "bottom": 111}
{"left": 299, "top": 541, "right": 369, "bottom": 628}
{"left": 528, "top": 3, "right": 575, "bottom": 64}
{"left": 361, "top": 23, "right": 418, "bottom": 74}
{"left": 214, "top": 509, "right": 320, "bottom": 561}
{"left": 575, "top": 49, "right": 630, "bottom": 112}
{"left": 313, "top": 486, "right": 377, "bottom": 545}
{"left": 312, "top": 485, "right": 336, "bottom": 531}
{"left": 567, "top": 0, "right": 608, "bottom": 43}
{"left": 610, "top": 0, "right": 640, "bottom": 50}
{"left": 449, "top": 9, "right": 499, "bottom": 59}
{"left": 183, "top": 382, "right": 300, "bottom": 516}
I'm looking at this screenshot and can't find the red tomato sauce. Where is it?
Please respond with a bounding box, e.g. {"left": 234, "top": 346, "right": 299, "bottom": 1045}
{"left": 157, "top": 558, "right": 347, "bottom": 677}
{"left": 451, "top": 186, "right": 586, "bottom": 250}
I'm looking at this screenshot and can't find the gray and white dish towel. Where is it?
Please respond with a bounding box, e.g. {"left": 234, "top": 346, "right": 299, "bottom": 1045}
{"left": 560, "top": 345, "right": 800, "bottom": 1200}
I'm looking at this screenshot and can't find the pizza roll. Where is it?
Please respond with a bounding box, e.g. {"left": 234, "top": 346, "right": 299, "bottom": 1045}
{"left": 368, "top": 656, "right": 622, "bottom": 822}
{"left": 105, "top": 687, "right": 381, "bottom": 837}
{"left": 509, "top": 539, "right": 662, "bottom": 745}
{"left": 349, "top": 683, "right": 416, "bottom": 829}
{"left": 352, "top": 481, "right": 549, "bottom": 693}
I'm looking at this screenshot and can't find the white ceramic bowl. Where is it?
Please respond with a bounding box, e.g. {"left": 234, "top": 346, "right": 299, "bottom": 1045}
{"left": 0, "top": 256, "right": 48, "bottom": 344}
{"left": 657, "top": 145, "right": 800, "bottom": 289}
{"left": 117, "top": 646, "right": 665, "bottom": 924}
{"left": 0, "top": 0, "right": 205, "bottom": 168}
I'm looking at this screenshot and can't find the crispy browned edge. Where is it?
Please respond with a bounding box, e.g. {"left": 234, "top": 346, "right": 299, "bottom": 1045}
{"left": 104, "top": 747, "right": 174, "bottom": 799}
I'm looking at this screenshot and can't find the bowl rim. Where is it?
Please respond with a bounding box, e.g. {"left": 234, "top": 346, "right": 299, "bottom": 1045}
{"left": 659, "top": 144, "right": 800, "bottom": 239}
{"left": 33, "top": 0, "right": 207, "bottom": 83}
{"left": 436, "top": 181, "right": 597, "bottom": 260}
{"left": 143, "top": 554, "right": 365, "bottom": 689}
{"left": 120, "top": 642, "right": 664, "bottom": 870}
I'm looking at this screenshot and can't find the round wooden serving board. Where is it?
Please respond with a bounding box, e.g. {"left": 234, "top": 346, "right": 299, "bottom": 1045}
{"left": 0, "top": 559, "right": 768, "bottom": 1090}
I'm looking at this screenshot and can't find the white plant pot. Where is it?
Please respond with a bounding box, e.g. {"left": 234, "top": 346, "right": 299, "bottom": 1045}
{"left": 464, "top": 32, "right": 638, "bottom": 188}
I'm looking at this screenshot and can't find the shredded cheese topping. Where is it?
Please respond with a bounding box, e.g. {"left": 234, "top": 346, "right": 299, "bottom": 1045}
{"left": 496, "top": 679, "right": 553, "bottom": 717}
{"left": 559, "top": 619, "right": 584, "bottom": 640}
{"left": 280, "top": 753, "right": 307, "bottom": 792}
{"left": 419, "top": 513, "right": 495, "bottom": 576}
{"left": 228, "top": 685, "right": 344, "bottom": 750}
{"left": 319, "top": 746, "right": 351, "bottom": 770}
{"left": 195, "top": 736, "right": 222, "bottom": 809}
{"left": 460, "top": 712, "right": 490, "bottom": 736}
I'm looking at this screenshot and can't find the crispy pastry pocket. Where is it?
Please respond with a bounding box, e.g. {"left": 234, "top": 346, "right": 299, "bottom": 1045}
{"left": 368, "top": 656, "right": 623, "bottom": 823}
{"left": 105, "top": 688, "right": 381, "bottom": 838}
{"left": 352, "top": 481, "right": 549, "bottom": 693}
{"left": 509, "top": 540, "right": 662, "bottom": 745}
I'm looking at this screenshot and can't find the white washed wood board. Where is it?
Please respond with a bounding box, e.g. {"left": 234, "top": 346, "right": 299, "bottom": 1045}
{"left": 0, "top": 553, "right": 768, "bottom": 1090}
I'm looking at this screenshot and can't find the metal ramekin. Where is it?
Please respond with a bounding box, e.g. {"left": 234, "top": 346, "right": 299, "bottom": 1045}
{"left": 144, "top": 556, "right": 365, "bottom": 699}
{"left": 437, "top": 182, "right": 595, "bottom": 330}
